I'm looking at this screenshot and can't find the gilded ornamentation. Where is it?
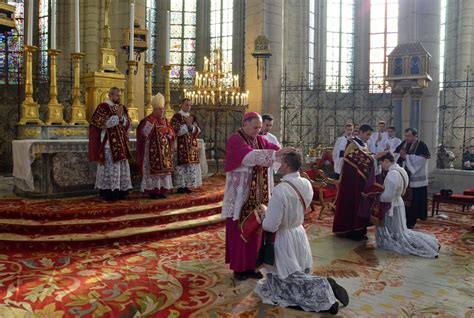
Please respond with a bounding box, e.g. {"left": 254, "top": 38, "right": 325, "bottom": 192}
{"left": 19, "top": 45, "right": 43, "bottom": 125}
{"left": 47, "top": 127, "right": 88, "bottom": 137}
{"left": 45, "top": 49, "right": 67, "bottom": 125}
{"left": 18, "top": 126, "right": 41, "bottom": 139}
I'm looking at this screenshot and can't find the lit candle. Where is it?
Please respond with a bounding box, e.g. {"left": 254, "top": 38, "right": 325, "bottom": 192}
{"left": 129, "top": 1, "right": 135, "bottom": 60}
{"left": 27, "top": 0, "right": 34, "bottom": 46}
{"left": 195, "top": 72, "right": 199, "bottom": 87}
{"left": 204, "top": 57, "right": 208, "bottom": 72}
{"left": 51, "top": 0, "right": 56, "bottom": 49}
{"left": 236, "top": 75, "right": 239, "bottom": 88}
{"left": 165, "top": 10, "right": 170, "bottom": 65}
{"left": 75, "top": 0, "right": 80, "bottom": 52}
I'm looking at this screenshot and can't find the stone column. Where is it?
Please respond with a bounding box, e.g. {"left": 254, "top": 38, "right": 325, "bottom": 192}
{"left": 196, "top": 0, "right": 210, "bottom": 73}
{"left": 398, "top": 0, "right": 441, "bottom": 172}
{"left": 282, "top": 0, "right": 307, "bottom": 83}
{"left": 392, "top": 90, "right": 404, "bottom": 138}
{"left": 245, "top": 0, "right": 283, "bottom": 137}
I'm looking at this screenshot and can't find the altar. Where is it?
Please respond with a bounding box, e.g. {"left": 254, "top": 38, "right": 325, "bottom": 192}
{"left": 12, "top": 139, "right": 207, "bottom": 198}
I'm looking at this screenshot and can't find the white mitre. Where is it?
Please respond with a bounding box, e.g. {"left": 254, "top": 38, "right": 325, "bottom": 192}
{"left": 151, "top": 93, "right": 165, "bottom": 109}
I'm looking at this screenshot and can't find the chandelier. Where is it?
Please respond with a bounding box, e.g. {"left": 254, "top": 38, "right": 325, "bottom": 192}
{"left": 184, "top": 48, "right": 249, "bottom": 107}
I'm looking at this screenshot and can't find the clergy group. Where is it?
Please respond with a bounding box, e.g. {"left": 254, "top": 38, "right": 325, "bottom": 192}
{"left": 88, "top": 87, "right": 202, "bottom": 201}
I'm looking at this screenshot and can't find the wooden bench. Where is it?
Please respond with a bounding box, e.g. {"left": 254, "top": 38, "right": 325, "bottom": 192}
{"left": 431, "top": 193, "right": 474, "bottom": 216}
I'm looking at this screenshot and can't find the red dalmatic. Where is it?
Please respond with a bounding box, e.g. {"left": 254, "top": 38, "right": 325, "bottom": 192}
{"left": 136, "top": 114, "right": 175, "bottom": 175}
{"left": 88, "top": 102, "right": 131, "bottom": 163}
{"left": 170, "top": 112, "right": 200, "bottom": 165}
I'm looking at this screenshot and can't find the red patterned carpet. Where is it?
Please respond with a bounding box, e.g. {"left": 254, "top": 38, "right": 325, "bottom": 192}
{"left": 0, "top": 200, "right": 472, "bottom": 317}
{"left": 0, "top": 176, "right": 226, "bottom": 250}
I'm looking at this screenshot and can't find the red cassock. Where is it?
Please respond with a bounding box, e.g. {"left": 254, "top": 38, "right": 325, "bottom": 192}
{"left": 88, "top": 102, "right": 132, "bottom": 163}
{"left": 136, "top": 114, "right": 175, "bottom": 175}
{"left": 170, "top": 112, "right": 200, "bottom": 166}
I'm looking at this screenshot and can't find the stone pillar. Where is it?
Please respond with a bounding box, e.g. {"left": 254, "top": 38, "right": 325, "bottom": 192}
{"left": 392, "top": 93, "right": 403, "bottom": 138}
{"left": 196, "top": 0, "right": 210, "bottom": 73}
{"left": 398, "top": 0, "right": 441, "bottom": 172}
{"left": 282, "top": 0, "right": 307, "bottom": 83}
{"left": 354, "top": 0, "right": 370, "bottom": 85}
{"left": 245, "top": 0, "right": 283, "bottom": 137}
{"left": 409, "top": 89, "right": 423, "bottom": 131}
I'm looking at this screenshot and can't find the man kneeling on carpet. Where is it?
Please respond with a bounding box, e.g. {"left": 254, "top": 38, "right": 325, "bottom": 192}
{"left": 255, "top": 151, "right": 349, "bottom": 314}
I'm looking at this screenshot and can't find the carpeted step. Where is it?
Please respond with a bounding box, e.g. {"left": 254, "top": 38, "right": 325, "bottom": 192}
{"left": 0, "top": 202, "right": 223, "bottom": 235}
{"left": 0, "top": 176, "right": 226, "bottom": 220}
{"left": 0, "top": 213, "right": 224, "bottom": 243}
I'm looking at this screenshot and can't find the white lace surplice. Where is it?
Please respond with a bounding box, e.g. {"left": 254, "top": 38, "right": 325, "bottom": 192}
{"left": 173, "top": 164, "right": 202, "bottom": 189}
{"left": 140, "top": 139, "right": 173, "bottom": 192}
{"left": 95, "top": 113, "right": 132, "bottom": 191}
{"left": 221, "top": 149, "right": 275, "bottom": 221}
{"left": 172, "top": 113, "right": 202, "bottom": 189}
{"left": 255, "top": 172, "right": 336, "bottom": 312}
{"left": 375, "top": 164, "right": 439, "bottom": 258}
{"left": 95, "top": 148, "right": 132, "bottom": 191}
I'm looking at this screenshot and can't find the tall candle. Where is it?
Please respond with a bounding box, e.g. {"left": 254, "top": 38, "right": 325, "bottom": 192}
{"left": 27, "top": 0, "right": 34, "bottom": 46}
{"left": 51, "top": 0, "right": 56, "bottom": 49}
{"left": 75, "top": 0, "right": 80, "bottom": 52}
{"left": 129, "top": 2, "right": 135, "bottom": 60}
{"left": 165, "top": 10, "right": 170, "bottom": 65}
{"left": 147, "top": 19, "right": 151, "bottom": 63}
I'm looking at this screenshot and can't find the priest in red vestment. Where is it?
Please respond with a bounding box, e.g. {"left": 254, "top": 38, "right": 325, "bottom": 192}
{"left": 137, "top": 93, "right": 175, "bottom": 199}
{"left": 88, "top": 87, "right": 132, "bottom": 201}
{"left": 170, "top": 98, "right": 202, "bottom": 194}
{"left": 332, "top": 124, "right": 385, "bottom": 240}
{"left": 222, "top": 112, "right": 294, "bottom": 281}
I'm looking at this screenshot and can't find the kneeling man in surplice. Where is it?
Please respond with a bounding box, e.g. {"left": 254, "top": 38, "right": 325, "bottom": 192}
{"left": 376, "top": 152, "right": 440, "bottom": 258}
{"left": 255, "top": 151, "right": 349, "bottom": 314}
{"left": 137, "top": 93, "right": 175, "bottom": 199}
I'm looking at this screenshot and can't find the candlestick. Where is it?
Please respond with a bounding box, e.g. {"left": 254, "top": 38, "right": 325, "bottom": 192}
{"left": 27, "top": 0, "right": 33, "bottom": 46}
{"left": 165, "top": 11, "right": 170, "bottom": 65}
{"left": 162, "top": 64, "right": 173, "bottom": 119}
{"left": 19, "top": 46, "right": 43, "bottom": 125}
{"left": 45, "top": 49, "right": 65, "bottom": 125}
{"left": 75, "top": 0, "right": 80, "bottom": 52}
{"left": 144, "top": 62, "right": 155, "bottom": 116}
{"left": 129, "top": 2, "right": 135, "bottom": 60}
{"left": 127, "top": 60, "right": 139, "bottom": 124}
{"left": 69, "top": 52, "right": 88, "bottom": 125}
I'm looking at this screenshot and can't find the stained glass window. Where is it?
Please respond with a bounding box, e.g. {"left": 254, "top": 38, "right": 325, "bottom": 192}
{"left": 326, "top": 0, "right": 355, "bottom": 92}
{"left": 170, "top": 0, "right": 196, "bottom": 86}
{"left": 369, "top": 0, "right": 398, "bottom": 93}
{"left": 146, "top": 0, "right": 157, "bottom": 85}
{"left": 0, "top": 0, "right": 24, "bottom": 84}
{"left": 439, "top": 0, "right": 447, "bottom": 88}
{"left": 210, "top": 0, "right": 233, "bottom": 70}
{"left": 38, "top": 0, "right": 49, "bottom": 80}
{"left": 308, "top": 0, "right": 315, "bottom": 88}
